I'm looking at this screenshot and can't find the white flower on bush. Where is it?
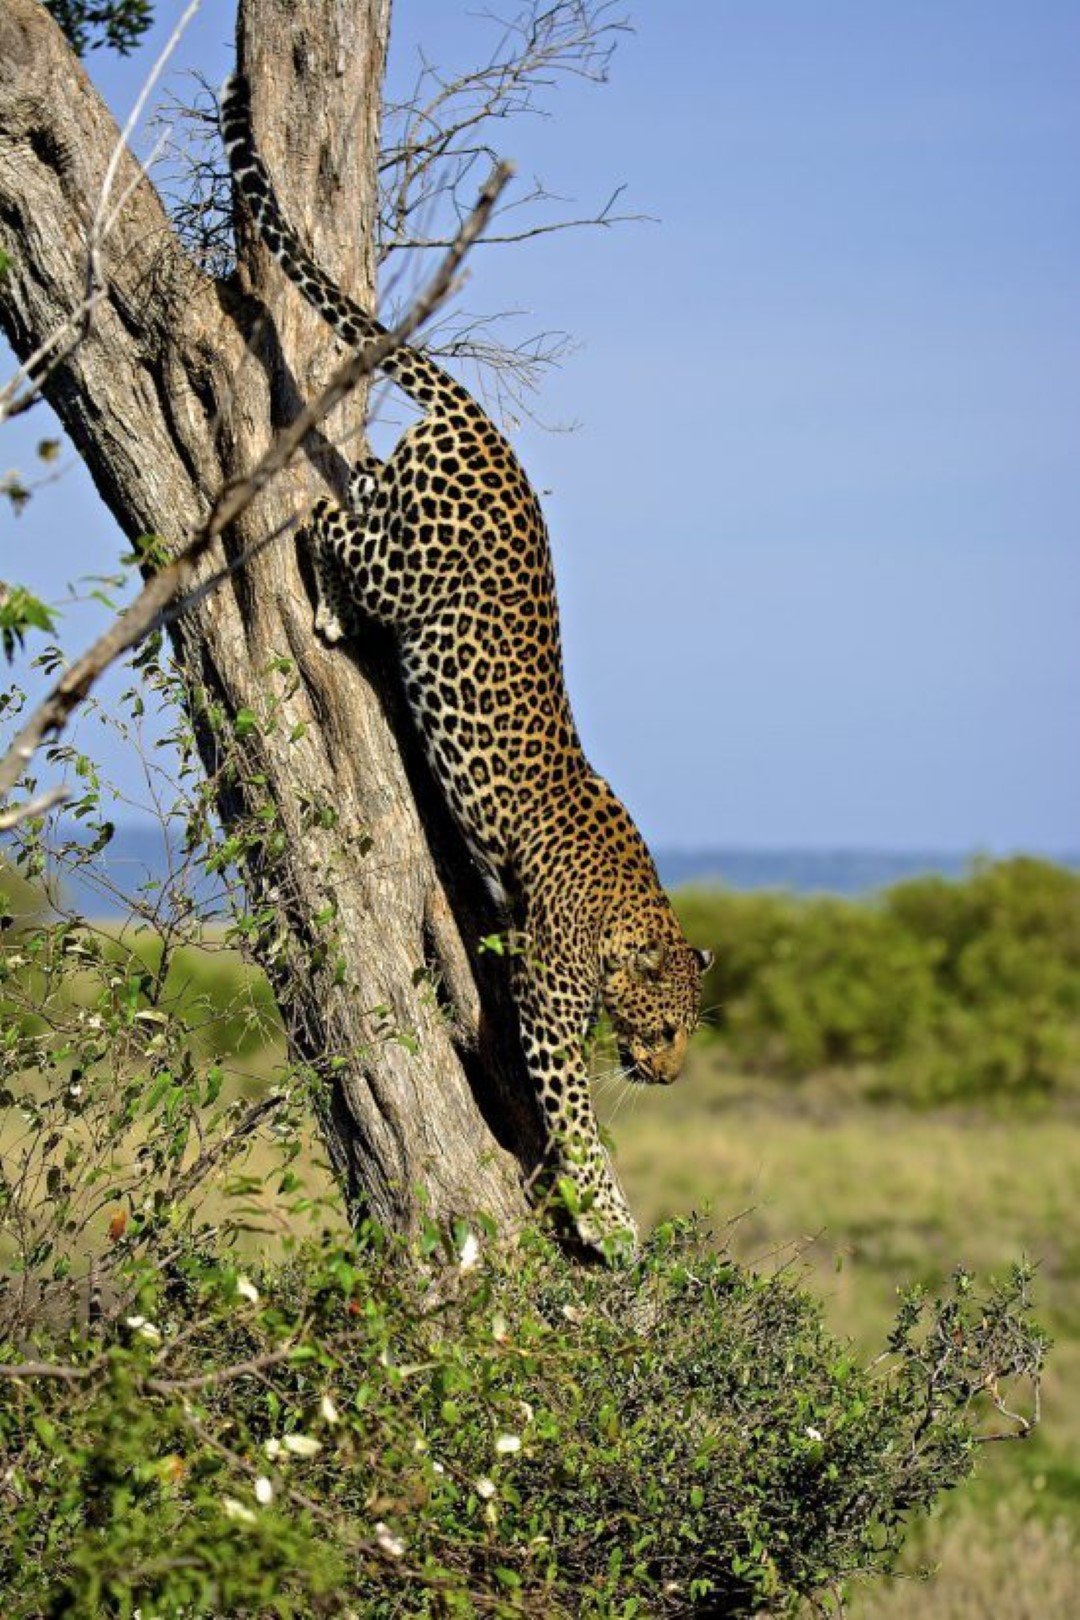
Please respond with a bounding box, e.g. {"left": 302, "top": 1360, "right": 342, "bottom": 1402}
{"left": 281, "top": 1432, "right": 318, "bottom": 1458}
{"left": 254, "top": 1476, "right": 273, "bottom": 1505}
{"left": 235, "top": 1275, "right": 259, "bottom": 1304}
{"left": 221, "top": 1496, "right": 256, "bottom": 1525}
{"left": 320, "top": 1394, "right": 340, "bottom": 1425}
{"left": 457, "top": 1229, "right": 481, "bottom": 1271}
{"left": 475, "top": 1477, "right": 496, "bottom": 1499}
{"left": 805, "top": 1426, "right": 825, "bottom": 1443}
{"left": 125, "top": 1315, "right": 162, "bottom": 1345}
{"left": 375, "top": 1521, "right": 404, "bottom": 1558}
{"left": 283, "top": 1432, "right": 321, "bottom": 1458}
{"left": 266, "top": 1431, "right": 323, "bottom": 1460}
{"left": 494, "top": 1433, "right": 521, "bottom": 1455}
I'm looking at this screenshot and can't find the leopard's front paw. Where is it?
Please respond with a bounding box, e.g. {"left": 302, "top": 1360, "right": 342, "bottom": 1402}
{"left": 547, "top": 1163, "right": 639, "bottom": 1265}
{"left": 572, "top": 1201, "right": 639, "bottom": 1266}
{"left": 314, "top": 603, "right": 346, "bottom": 645}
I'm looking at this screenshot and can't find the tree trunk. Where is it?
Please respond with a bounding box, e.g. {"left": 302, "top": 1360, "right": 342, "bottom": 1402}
{"left": 0, "top": 0, "right": 546, "bottom": 1237}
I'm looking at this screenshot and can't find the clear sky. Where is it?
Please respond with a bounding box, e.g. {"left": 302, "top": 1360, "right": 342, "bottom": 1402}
{"left": 2, "top": 1, "right": 1077, "bottom": 852}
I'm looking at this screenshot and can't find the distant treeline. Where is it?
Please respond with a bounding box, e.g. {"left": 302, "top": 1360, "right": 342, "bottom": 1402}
{"left": 5, "top": 853, "right": 1078, "bottom": 1105}
{"left": 676, "top": 857, "right": 1080, "bottom": 1103}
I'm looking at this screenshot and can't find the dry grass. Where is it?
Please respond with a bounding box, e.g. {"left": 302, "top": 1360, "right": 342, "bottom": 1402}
{"left": 853, "top": 1503, "right": 1079, "bottom": 1619}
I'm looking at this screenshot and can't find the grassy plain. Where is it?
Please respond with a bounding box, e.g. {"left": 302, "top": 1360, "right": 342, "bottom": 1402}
{"left": 3, "top": 905, "right": 1076, "bottom": 1615}
{"left": 599, "top": 1045, "right": 1080, "bottom": 1618}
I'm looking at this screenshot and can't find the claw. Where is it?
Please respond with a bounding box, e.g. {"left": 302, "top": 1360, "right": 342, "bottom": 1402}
{"left": 573, "top": 1207, "right": 639, "bottom": 1265}
{"left": 314, "top": 606, "right": 345, "bottom": 644}
{"left": 549, "top": 1168, "right": 638, "bottom": 1264}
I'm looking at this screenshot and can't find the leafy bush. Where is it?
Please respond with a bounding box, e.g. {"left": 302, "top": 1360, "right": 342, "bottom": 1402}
{"left": 0, "top": 854, "right": 1047, "bottom": 1617}
{"left": 0, "top": 1222, "right": 1045, "bottom": 1618}
{"left": 0, "top": 662, "right": 1052, "bottom": 1616}
{"left": 678, "top": 859, "right": 1080, "bottom": 1102}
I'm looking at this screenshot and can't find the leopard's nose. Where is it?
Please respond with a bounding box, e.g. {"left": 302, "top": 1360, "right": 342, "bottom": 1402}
{"left": 661, "top": 1028, "right": 688, "bottom": 1080}
{"left": 632, "top": 1028, "right": 687, "bottom": 1085}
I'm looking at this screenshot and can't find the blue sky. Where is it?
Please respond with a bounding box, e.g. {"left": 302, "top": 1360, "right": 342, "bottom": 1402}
{"left": 2, "top": 0, "right": 1077, "bottom": 852}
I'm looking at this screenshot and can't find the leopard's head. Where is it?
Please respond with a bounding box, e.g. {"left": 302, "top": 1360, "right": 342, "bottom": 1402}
{"left": 600, "top": 919, "right": 712, "bottom": 1086}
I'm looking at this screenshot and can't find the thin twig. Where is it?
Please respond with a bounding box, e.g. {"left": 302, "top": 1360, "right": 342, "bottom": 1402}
{"left": 166, "top": 1092, "right": 286, "bottom": 1202}
{"left": 145, "top": 1348, "right": 295, "bottom": 1394}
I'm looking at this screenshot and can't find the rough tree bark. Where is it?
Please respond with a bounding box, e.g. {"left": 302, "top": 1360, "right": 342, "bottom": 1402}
{"left": 0, "top": 0, "right": 552, "bottom": 1237}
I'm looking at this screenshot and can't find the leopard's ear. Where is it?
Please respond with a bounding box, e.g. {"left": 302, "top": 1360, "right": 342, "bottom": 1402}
{"left": 694, "top": 947, "right": 715, "bottom": 972}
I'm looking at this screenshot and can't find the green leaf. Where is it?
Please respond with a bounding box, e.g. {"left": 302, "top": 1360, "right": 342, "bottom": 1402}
{"left": 0, "top": 585, "right": 58, "bottom": 662}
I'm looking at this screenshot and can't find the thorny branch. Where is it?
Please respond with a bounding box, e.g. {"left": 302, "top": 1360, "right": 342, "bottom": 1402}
{"left": 0, "top": 158, "right": 513, "bottom": 829}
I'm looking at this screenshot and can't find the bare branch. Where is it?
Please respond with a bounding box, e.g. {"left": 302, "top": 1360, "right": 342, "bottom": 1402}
{"left": 384, "top": 179, "right": 647, "bottom": 254}
{"left": 0, "top": 1359, "right": 96, "bottom": 1382}
{"left": 153, "top": 76, "right": 235, "bottom": 277}
{"left": 0, "top": 1348, "right": 294, "bottom": 1394}
{"left": 374, "top": 2, "right": 636, "bottom": 422}
{"left": 144, "top": 1348, "right": 295, "bottom": 1394}
{"left": 0, "top": 784, "right": 69, "bottom": 831}
{"left": 0, "top": 159, "right": 513, "bottom": 827}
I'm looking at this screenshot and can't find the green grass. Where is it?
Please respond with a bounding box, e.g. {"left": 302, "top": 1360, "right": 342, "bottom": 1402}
{"left": 598, "top": 1042, "right": 1080, "bottom": 1615}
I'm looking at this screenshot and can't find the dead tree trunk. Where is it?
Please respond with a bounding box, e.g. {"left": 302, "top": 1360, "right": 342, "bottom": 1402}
{"left": 0, "top": 0, "right": 546, "bottom": 1236}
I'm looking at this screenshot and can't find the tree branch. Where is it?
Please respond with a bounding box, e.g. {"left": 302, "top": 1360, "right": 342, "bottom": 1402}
{"left": 0, "top": 155, "right": 512, "bottom": 827}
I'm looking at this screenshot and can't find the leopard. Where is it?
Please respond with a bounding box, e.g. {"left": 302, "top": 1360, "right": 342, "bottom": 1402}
{"left": 221, "top": 74, "right": 712, "bottom": 1258}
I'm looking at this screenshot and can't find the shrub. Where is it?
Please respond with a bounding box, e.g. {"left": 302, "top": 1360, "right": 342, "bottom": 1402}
{"left": 0, "top": 1223, "right": 1045, "bottom": 1618}
{"left": 678, "top": 859, "right": 1080, "bottom": 1102}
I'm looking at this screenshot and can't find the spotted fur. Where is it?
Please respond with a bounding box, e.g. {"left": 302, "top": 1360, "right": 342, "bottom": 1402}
{"left": 221, "top": 75, "right": 711, "bottom": 1256}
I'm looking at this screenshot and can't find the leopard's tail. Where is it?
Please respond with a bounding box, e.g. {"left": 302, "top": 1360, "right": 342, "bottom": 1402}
{"left": 220, "top": 73, "right": 470, "bottom": 413}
